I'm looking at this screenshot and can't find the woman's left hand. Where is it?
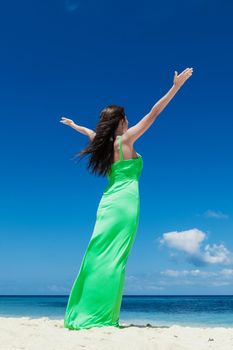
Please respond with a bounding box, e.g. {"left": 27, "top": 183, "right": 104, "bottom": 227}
{"left": 59, "top": 116, "right": 75, "bottom": 126}
{"left": 173, "top": 67, "right": 193, "bottom": 88}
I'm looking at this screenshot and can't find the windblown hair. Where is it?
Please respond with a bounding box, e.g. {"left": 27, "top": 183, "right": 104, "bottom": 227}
{"left": 73, "top": 105, "right": 126, "bottom": 177}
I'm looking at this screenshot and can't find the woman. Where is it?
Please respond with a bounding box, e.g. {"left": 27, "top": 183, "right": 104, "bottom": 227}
{"left": 60, "top": 67, "right": 193, "bottom": 330}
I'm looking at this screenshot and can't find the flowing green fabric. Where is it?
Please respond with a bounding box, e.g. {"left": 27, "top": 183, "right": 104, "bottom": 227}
{"left": 64, "top": 135, "right": 143, "bottom": 330}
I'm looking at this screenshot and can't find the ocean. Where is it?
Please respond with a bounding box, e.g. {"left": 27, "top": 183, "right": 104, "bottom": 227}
{"left": 1, "top": 295, "right": 233, "bottom": 327}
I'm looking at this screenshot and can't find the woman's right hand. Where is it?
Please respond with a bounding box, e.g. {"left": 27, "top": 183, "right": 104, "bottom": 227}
{"left": 59, "top": 116, "right": 75, "bottom": 126}
{"left": 173, "top": 67, "right": 193, "bottom": 88}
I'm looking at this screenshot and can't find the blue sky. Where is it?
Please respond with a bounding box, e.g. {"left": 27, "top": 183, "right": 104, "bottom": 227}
{"left": 0, "top": 0, "right": 233, "bottom": 295}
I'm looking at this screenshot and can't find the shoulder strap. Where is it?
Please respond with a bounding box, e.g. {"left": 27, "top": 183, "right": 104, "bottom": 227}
{"left": 118, "top": 135, "right": 124, "bottom": 161}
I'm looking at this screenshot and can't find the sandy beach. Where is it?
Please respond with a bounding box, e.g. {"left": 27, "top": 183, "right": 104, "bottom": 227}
{"left": 1, "top": 316, "right": 233, "bottom": 350}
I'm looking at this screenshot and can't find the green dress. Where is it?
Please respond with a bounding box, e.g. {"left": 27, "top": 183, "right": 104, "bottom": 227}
{"left": 64, "top": 134, "right": 143, "bottom": 330}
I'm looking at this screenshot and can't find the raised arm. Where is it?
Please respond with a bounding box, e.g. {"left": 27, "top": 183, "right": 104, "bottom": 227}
{"left": 125, "top": 67, "right": 193, "bottom": 143}
{"left": 60, "top": 117, "right": 96, "bottom": 141}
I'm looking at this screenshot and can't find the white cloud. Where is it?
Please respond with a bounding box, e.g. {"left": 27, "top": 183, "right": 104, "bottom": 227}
{"left": 203, "top": 244, "right": 233, "bottom": 264}
{"left": 220, "top": 269, "right": 233, "bottom": 277}
{"left": 159, "top": 228, "right": 233, "bottom": 266}
{"left": 210, "top": 281, "right": 231, "bottom": 287}
{"left": 159, "top": 268, "right": 233, "bottom": 288}
{"left": 124, "top": 273, "right": 164, "bottom": 293}
{"left": 123, "top": 267, "right": 233, "bottom": 293}
{"left": 159, "top": 228, "right": 205, "bottom": 255}
{"left": 202, "top": 209, "right": 229, "bottom": 219}
{"left": 160, "top": 269, "right": 217, "bottom": 278}
{"left": 47, "top": 284, "right": 70, "bottom": 293}
{"left": 126, "top": 269, "right": 233, "bottom": 294}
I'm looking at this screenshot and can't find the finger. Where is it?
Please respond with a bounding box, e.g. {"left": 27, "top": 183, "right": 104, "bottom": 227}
{"left": 184, "top": 70, "right": 192, "bottom": 75}
{"left": 186, "top": 70, "right": 193, "bottom": 76}
{"left": 181, "top": 70, "right": 192, "bottom": 78}
{"left": 181, "top": 68, "right": 191, "bottom": 74}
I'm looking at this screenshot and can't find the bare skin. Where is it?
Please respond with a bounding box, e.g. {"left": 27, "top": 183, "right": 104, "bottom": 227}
{"left": 60, "top": 67, "right": 193, "bottom": 162}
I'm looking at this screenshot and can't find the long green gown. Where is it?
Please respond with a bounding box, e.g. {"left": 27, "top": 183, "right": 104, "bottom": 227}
{"left": 64, "top": 134, "right": 143, "bottom": 330}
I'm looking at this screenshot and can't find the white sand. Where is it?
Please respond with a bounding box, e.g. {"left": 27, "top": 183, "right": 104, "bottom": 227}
{"left": 1, "top": 316, "right": 233, "bottom": 350}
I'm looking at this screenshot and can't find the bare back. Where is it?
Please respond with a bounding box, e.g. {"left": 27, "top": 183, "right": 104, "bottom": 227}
{"left": 112, "top": 134, "right": 138, "bottom": 164}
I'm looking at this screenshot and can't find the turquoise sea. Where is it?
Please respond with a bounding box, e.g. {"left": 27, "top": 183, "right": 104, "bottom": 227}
{"left": 1, "top": 295, "right": 233, "bottom": 327}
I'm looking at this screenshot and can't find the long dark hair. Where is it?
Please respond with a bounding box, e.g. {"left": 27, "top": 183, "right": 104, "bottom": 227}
{"left": 73, "top": 105, "right": 126, "bottom": 177}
